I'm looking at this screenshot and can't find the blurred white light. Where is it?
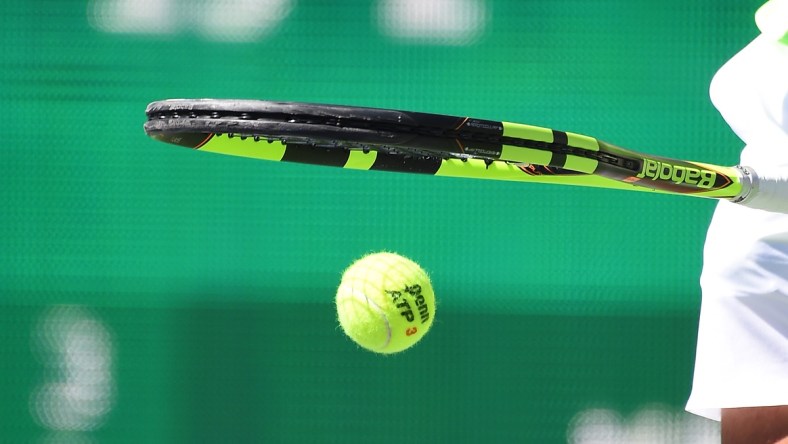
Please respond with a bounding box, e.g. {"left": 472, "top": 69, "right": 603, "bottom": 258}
{"left": 567, "top": 408, "right": 624, "bottom": 444}
{"left": 30, "top": 306, "right": 115, "bottom": 433}
{"left": 567, "top": 404, "right": 720, "bottom": 444}
{"left": 88, "top": 0, "right": 176, "bottom": 34}
{"left": 87, "top": 0, "right": 294, "bottom": 42}
{"left": 627, "top": 406, "right": 678, "bottom": 444}
{"left": 194, "top": 0, "right": 295, "bottom": 42}
{"left": 378, "top": 0, "right": 488, "bottom": 45}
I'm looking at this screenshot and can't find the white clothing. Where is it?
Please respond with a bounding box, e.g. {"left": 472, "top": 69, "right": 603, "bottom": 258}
{"left": 685, "top": 26, "right": 788, "bottom": 420}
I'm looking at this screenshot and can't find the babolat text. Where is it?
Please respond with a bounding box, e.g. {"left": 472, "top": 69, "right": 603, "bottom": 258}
{"left": 636, "top": 159, "right": 716, "bottom": 189}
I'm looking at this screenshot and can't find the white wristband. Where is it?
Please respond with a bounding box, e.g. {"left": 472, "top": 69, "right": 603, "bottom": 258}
{"left": 734, "top": 165, "right": 788, "bottom": 213}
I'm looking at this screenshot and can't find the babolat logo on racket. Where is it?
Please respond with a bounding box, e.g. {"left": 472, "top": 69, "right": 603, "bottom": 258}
{"left": 637, "top": 158, "right": 716, "bottom": 189}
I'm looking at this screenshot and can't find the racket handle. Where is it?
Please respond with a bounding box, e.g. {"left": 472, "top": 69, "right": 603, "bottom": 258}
{"left": 734, "top": 165, "right": 788, "bottom": 213}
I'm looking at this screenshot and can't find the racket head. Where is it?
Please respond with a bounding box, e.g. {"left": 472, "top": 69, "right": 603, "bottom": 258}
{"left": 144, "top": 98, "right": 632, "bottom": 189}
{"left": 144, "top": 98, "right": 504, "bottom": 161}
{"left": 144, "top": 99, "right": 491, "bottom": 176}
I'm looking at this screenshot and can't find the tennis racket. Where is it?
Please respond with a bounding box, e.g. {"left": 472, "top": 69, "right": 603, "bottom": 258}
{"left": 144, "top": 99, "right": 787, "bottom": 212}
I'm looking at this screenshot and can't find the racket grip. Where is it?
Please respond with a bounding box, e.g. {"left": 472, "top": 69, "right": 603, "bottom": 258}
{"left": 734, "top": 165, "right": 788, "bottom": 213}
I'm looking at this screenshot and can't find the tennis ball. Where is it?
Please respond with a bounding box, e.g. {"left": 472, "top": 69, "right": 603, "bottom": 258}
{"left": 336, "top": 252, "right": 435, "bottom": 354}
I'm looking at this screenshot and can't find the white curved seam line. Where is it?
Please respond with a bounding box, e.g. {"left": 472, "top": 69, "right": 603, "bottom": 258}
{"left": 354, "top": 288, "right": 391, "bottom": 350}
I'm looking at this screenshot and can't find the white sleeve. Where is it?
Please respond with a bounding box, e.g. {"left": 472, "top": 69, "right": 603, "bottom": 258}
{"left": 687, "top": 1, "right": 788, "bottom": 421}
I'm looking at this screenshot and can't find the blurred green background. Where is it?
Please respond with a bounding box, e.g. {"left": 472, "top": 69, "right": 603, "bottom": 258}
{"left": 0, "top": 0, "right": 764, "bottom": 442}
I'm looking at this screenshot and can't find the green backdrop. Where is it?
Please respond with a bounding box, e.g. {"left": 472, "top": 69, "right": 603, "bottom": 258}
{"left": 1, "top": 0, "right": 763, "bottom": 442}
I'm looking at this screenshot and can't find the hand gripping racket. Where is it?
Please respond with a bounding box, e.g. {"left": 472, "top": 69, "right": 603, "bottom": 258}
{"left": 144, "top": 99, "right": 788, "bottom": 212}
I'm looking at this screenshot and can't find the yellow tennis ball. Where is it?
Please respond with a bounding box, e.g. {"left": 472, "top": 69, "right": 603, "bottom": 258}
{"left": 336, "top": 252, "right": 435, "bottom": 354}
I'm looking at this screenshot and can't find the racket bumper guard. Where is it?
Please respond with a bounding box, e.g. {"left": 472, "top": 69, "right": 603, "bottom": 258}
{"left": 730, "top": 165, "right": 756, "bottom": 204}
